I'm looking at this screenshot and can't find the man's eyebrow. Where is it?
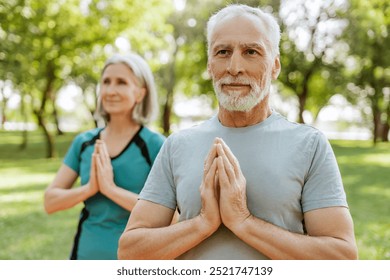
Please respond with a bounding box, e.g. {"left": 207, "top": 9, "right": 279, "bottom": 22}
{"left": 210, "top": 42, "right": 267, "bottom": 53}
{"left": 211, "top": 43, "right": 232, "bottom": 50}
{"left": 241, "top": 42, "right": 266, "bottom": 51}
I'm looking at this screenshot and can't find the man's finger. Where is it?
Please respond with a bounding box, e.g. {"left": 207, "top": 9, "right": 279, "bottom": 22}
{"left": 217, "top": 143, "right": 236, "bottom": 182}
{"left": 217, "top": 156, "right": 231, "bottom": 187}
{"left": 205, "top": 158, "right": 218, "bottom": 182}
{"left": 217, "top": 138, "right": 241, "bottom": 177}
{"left": 203, "top": 143, "right": 218, "bottom": 175}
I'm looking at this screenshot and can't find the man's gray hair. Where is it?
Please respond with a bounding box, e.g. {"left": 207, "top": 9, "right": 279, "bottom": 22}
{"left": 96, "top": 53, "right": 159, "bottom": 124}
{"left": 206, "top": 4, "right": 281, "bottom": 57}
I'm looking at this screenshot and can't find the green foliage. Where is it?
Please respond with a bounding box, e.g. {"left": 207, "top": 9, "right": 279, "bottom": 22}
{"left": 1, "top": 0, "right": 390, "bottom": 144}
{"left": 278, "top": 0, "right": 349, "bottom": 123}
{"left": 0, "top": 130, "right": 389, "bottom": 259}
{"left": 342, "top": 0, "right": 390, "bottom": 141}
{"left": 0, "top": 0, "right": 172, "bottom": 156}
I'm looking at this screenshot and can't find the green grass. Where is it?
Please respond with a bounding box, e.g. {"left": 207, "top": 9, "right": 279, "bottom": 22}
{"left": 0, "top": 130, "right": 82, "bottom": 260}
{"left": 331, "top": 140, "right": 390, "bottom": 259}
{"left": 0, "top": 130, "right": 389, "bottom": 259}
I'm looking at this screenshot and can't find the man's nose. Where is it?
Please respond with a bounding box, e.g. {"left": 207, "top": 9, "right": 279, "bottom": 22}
{"left": 227, "top": 51, "right": 244, "bottom": 76}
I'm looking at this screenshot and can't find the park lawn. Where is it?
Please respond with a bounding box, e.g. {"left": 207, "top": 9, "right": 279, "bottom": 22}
{"left": 0, "top": 130, "right": 81, "bottom": 259}
{"left": 331, "top": 140, "right": 390, "bottom": 259}
{"left": 0, "top": 130, "right": 389, "bottom": 259}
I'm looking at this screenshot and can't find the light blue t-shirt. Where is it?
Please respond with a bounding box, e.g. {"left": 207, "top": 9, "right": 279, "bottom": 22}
{"left": 139, "top": 111, "right": 347, "bottom": 259}
{"left": 64, "top": 126, "right": 165, "bottom": 260}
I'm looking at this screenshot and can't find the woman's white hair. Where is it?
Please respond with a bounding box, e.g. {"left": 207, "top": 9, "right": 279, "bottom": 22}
{"left": 96, "top": 53, "right": 159, "bottom": 125}
{"left": 206, "top": 4, "right": 281, "bottom": 57}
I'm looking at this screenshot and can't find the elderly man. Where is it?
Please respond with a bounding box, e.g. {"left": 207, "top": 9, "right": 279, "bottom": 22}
{"left": 118, "top": 4, "right": 358, "bottom": 260}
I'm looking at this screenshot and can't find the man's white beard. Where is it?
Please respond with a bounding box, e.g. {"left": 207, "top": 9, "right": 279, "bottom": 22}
{"left": 213, "top": 76, "right": 271, "bottom": 112}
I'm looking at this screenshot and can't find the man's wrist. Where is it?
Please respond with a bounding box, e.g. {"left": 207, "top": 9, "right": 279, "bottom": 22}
{"left": 194, "top": 215, "right": 219, "bottom": 239}
{"left": 227, "top": 213, "right": 254, "bottom": 237}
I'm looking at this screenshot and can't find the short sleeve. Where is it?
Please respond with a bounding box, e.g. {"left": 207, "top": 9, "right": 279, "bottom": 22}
{"left": 63, "top": 134, "right": 84, "bottom": 174}
{"left": 301, "top": 131, "right": 347, "bottom": 212}
{"left": 138, "top": 136, "right": 177, "bottom": 210}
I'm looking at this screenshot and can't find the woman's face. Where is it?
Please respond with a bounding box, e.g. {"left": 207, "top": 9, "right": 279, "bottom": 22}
{"left": 100, "top": 63, "right": 145, "bottom": 119}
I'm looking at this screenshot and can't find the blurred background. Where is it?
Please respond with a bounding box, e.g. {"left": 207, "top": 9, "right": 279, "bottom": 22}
{"left": 0, "top": 0, "right": 389, "bottom": 259}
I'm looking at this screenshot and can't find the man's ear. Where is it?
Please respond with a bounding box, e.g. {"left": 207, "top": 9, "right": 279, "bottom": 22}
{"left": 272, "top": 56, "right": 281, "bottom": 80}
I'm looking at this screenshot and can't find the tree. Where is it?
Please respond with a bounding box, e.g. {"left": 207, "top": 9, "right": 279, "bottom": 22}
{"left": 278, "top": 0, "right": 349, "bottom": 123}
{"left": 0, "top": 0, "right": 171, "bottom": 157}
{"left": 0, "top": 80, "right": 12, "bottom": 127}
{"left": 342, "top": 0, "right": 390, "bottom": 143}
{"left": 152, "top": 0, "right": 223, "bottom": 135}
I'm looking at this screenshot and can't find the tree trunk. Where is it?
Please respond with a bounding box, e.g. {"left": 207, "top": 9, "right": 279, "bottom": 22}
{"left": 162, "top": 93, "right": 172, "bottom": 135}
{"left": 1, "top": 106, "right": 5, "bottom": 127}
{"left": 297, "top": 65, "right": 315, "bottom": 124}
{"left": 0, "top": 99, "right": 8, "bottom": 128}
{"left": 160, "top": 49, "right": 178, "bottom": 135}
{"left": 35, "top": 110, "right": 56, "bottom": 158}
{"left": 35, "top": 61, "right": 57, "bottom": 158}
{"left": 372, "top": 109, "right": 381, "bottom": 145}
{"left": 382, "top": 102, "right": 390, "bottom": 142}
{"left": 297, "top": 93, "right": 306, "bottom": 124}
{"left": 382, "top": 123, "right": 389, "bottom": 142}
{"left": 0, "top": 84, "right": 6, "bottom": 128}
{"left": 52, "top": 98, "right": 64, "bottom": 136}
{"left": 19, "top": 92, "right": 28, "bottom": 150}
{"left": 83, "top": 93, "right": 98, "bottom": 128}
{"left": 297, "top": 81, "right": 310, "bottom": 124}
{"left": 20, "top": 129, "right": 28, "bottom": 150}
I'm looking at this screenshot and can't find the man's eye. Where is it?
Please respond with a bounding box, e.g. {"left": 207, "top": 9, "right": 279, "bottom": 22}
{"left": 246, "top": 49, "right": 258, "bottom": 55}
{"left": 216, "top": 50, "right": 229, "bottom": 55}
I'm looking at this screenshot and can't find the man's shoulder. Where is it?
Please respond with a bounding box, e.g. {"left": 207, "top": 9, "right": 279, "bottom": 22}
{"left": 270, "top": 113, "right": 325, "bottom": 146}
{"left": 273, "top": 113, "right": 321, "bottom": 134}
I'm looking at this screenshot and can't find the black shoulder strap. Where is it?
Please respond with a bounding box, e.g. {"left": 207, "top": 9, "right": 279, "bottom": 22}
{"left": 79, "top": 130, "right": 102, "bottom": 161}
{"left": 78, "top": 128, "right": 152, "bottom": 167}
{"left": 133, "top": 133, "right": 152, "bottom": 167}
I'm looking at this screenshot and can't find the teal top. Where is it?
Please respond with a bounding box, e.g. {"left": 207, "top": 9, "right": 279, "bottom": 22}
{"left": 63, "top": 126, "right": 165, "bottom": 259}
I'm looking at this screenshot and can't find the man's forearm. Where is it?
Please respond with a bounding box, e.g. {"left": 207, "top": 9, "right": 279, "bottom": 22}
{"left": 118, "top": 215, "right": 215, "bottom": 260}
{"left": 230, "top": 214, "right": 357, "bottom": 260}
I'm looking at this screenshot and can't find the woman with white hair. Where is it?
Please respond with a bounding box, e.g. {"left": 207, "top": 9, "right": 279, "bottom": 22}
{"left": 44, "top": 53, "right": 165, "bottom": 259}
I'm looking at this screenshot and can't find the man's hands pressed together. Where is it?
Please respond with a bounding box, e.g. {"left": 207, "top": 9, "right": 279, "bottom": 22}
{"left": 215, "top": 138, "right": 252, "bottom": 232}
{"left": 199, "top": 139, "right": 221, "bottom": 236}
{"left": 199, "top": 137, "right": 252, "bottom": 236}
